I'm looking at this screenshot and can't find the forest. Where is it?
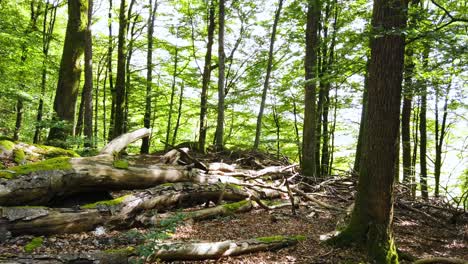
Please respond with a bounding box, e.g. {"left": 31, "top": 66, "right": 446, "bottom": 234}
{"left": 0, "top": 0, "right": 466, "bottom": 263}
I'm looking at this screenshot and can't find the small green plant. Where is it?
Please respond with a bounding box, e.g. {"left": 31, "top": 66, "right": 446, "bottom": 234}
{"left": 24, "top": 237, "right": 43, "bottom": 253}
{"left": 13, "top": 149, "right": 26, "bottom": 164}
{"left": 130, "top": 213, "right": 185, "bottom": 264}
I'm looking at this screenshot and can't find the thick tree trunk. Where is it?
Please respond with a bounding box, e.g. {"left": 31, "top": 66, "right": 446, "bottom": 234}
{"left": 215, "top": 0, "right": 226, "bottom": 151}
{"left": 47, "top": 0, "right": 87, "bottom": 145}
{"left": 112, "top": 0, "right": 128, "bottom": 139}
{"left": 149, "top": 236, "right": 304, "bottom": 261}
{"left": 328, "top": 0, "right": 407, "bottom": 262}
{"left": 198, "top": 0, "right": 216, "bottom": 153}
{"left": 353, "top": 59, "right": 369, "bottom": 174}
{"left": 302, "top": 0, "right": 320, "bottom": 177}
{"left": 253, "top": 0, "right": 283, "bottom": 150}
{"left": 141, "top": 0, "right": 158, "bottom": 154}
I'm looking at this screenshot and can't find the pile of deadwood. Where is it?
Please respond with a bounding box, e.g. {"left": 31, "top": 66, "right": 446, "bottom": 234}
{"left": 0, "top": 128, "right": 344, "bottom": 263}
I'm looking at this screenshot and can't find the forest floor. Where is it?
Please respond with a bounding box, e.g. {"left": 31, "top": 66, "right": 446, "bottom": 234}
{"left": 0, "top": 150, "right": 467, "bottom": 263}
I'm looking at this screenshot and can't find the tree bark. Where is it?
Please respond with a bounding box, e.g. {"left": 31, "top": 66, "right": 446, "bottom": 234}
{"left": 0, "top": 184, "right": 253, "bottom": 235}
{"left": 419, "top": 46, "right": 429, "bottom": 200}
{"left": 328, "top": 0, "right": 408, "bottom": 262}
{"left": 215, "top": 0, "right": 226, "bottom": 151}
{"left": 165, "top": 42, "right": 180, "bottom": 151}
{"left": 434, "top": 82, "right": 449, "bottom": 197}
{"left": 34, "top": 2, "right": 58, "bottom": 144}
{"left": 198, "top": 0, "right": 216, "bottom": 153}
{"left": 302, "top": 0, "right": 320, "bottom": 177}
{"left": 111, "top": 0, "right": 128, "bottom": 139}
{"left": 149, "top": 236, "right": 304, "bottom": 261}
{"left": 106, "top": 0, "right": 114, "bottom": 142}
{"left": 141, "top": 0, "right": 158, "bottom": 154}
{"left": 253, "top": 0, "right": 284, "bottom": 150}
{"left": 47, "top": 0, "right": 87, "bottom": 145}
{"left": 353, "top": 59, "right": 369, "bottom": 174}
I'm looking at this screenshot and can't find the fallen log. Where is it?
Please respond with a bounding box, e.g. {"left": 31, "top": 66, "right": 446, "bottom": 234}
{"left": 0, "top": 247, "right": 135, "bottom": 264}
{"left": 1, "top": 183, "right": 270, "bottom": 235}
{"left": 149, "top": 235, "right": 305, "bottom": 261}
{"left": 99, "top": 128, "right": 151, "bottom": 155}
{"left": 0, "top": 156, "right": 198, "bottom": 206}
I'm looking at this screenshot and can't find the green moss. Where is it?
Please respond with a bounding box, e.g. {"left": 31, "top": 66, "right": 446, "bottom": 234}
{"left": 256, "top": 235, "right": 305, "bottom": 243}
{"left": 24, "top": 237, "right": 43, "bottom": 253}
{"left": 222, "top": 200, "right": 250, "bottom": 212}
{"left": 13, "top": 149, "right": 26, "bottom": 164}
{"left": 82, "top": 195, "right": 130, "bottom": 209}
{"left": 104, "top": 246, "right": 135, "bottom": 254}
{"left": 0, "top": 157, "right": 72, "bottom": 179}
{"left": 159, "top": 183, "right": 175, "bottom": 188}
{"left": 34, "top": 144, "right": 80, "bottom": 158}
{"left": 227, "top": 183, "right": 243, "bottom": 190}
{"left": 0, "top": 140, "right": 15, "bottom": 151}
{"left": 113, "top": 159, "right": 129, "bottom": 169}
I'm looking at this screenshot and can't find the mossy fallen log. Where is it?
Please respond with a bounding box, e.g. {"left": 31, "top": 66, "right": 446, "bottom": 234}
{"left": 0, "top": 183, "right": 264, "bottom": 235}
{"left": 0, "top": 156, "right": 198, "bottom": 206}
{"left": 149, "top": 235, "right": 305, "bottom": 261}
{"left": 0, "top": 247, "right": 135, "bottom": 264}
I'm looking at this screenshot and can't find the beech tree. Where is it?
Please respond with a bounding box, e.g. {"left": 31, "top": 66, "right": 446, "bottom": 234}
{"left": 47, "top": 0, "right": 87, "bottom": 146}
{"left": 328, "top": 0, "right": 408, "bottom": 262}
{"left": 302, "top": 0, "right": 320, "bottom": 177}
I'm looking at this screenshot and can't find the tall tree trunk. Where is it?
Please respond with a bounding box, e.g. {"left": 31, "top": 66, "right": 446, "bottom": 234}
{"left": 253, "top": 0, "right": 284, "bottom": 150}
{"left": 83, "top": 0, "right": 93, "bottom": 148}
{"left": 34, "top": 1, "right": 57, "bottom": 143}
{"left": 353, "top": 59, "right": 369, "bottom": 174}
{"left": 123, "top": 1, "right": 137, "bottom": 134}
{"left": 329, "top": 0, "right": 408, "bottom": 262}
{"left": 419, "top": 46, "right": 429, "bottom": 200}
{"left": 47, "top": 0, "right": 87, "bottom": 146}
{"left": 112, "top": 0, "right": 128, "bottom": 139}
{"left": 15, "top": 0, "right": 43, "bottom": 141}
{"left": 172, "top": 83, "right": 184, "bottom": 146}
{"left": 329, "top": 84, "right": 338, "bottom": 175}
{"left": 411, "top": 97, "right": 420, "bottom": 198}
{"left": 106, "top": 0, "right": 114, "bottom": 142}
{"left": 292, "top": 99, "right": 302, "bottom": 165}
{"left": 434, "top": 82, "right": 450, "bottom": 197}
{"left": 215, "top": 0, "right": 226, "bottom": 151}
{"left": 198, "top": 0, "right": 215, "bottom": 153}
{"left": 402, "top": 0, "right": 419, "bottom": 185}
{"left": 165, "top": 44, "right": 180, "bottom": 151}
{"left": 320, "top": 0, "right": 338, "bottom": 176}
{"left": 141, "top": 0, "right": 158, "bottom": 154}
{"left": 302, "top": 0, "right": 320, "bottom": 177}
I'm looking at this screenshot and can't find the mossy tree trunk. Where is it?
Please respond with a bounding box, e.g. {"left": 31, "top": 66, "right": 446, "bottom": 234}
{"left": 328, "top": 0, "right": 408, "bottom": 263}
{"left": 47, "top": 0, "right": 87, "bottom": 145}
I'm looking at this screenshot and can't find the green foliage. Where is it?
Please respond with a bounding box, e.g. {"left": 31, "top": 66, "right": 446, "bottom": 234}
{"left": 0, "top": 157, "right": 71, "bottom": 179}
{"left": 129, "top": 213, "right": 185, "bottom": 264}
{"left": 24, "top": 237, "right": 43, "bottom": 253}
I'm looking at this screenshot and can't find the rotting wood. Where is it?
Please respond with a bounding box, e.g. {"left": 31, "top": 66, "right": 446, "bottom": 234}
{"left": 149, "top": 235, "right": 305, "bottom": 261}
{"left": 0, "top": 183, "right": 261, "bottom": 235}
